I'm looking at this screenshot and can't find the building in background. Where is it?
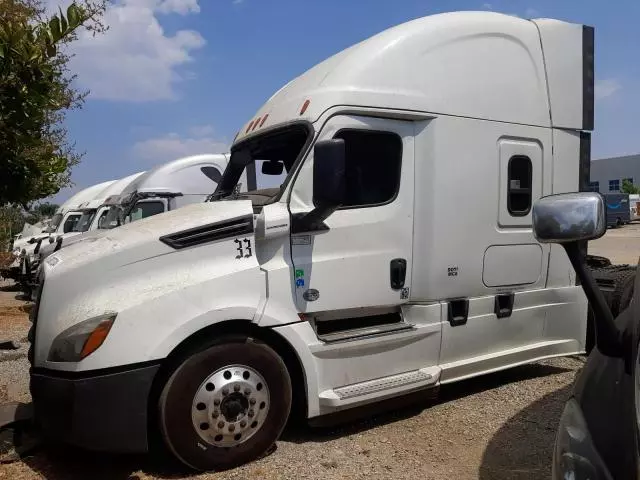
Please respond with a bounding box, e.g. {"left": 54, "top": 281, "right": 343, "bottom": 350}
{"left": 589, "top": 154, "right": 640, "bottom": 193}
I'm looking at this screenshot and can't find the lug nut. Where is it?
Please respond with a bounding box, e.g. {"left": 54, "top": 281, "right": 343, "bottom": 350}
{"left": 213, "top": 399, "right": 221, "bottom": 406}
{"left": 244, "top": 388, "right": 251, "bottom": 396}
{"left": 250, "top": 398, "right": 256, "bottom": 405}
{"left": 228, "top": 424, "right": 235, "bottom": 432}
{"left": 222, "top": 388, "right": 229, "bottom": 396}
{"left": 248, "top": 410, "right": 255, "bottom": 418}
{"left": 212, "top": 411, "right": 219, "bottom": 419}
{"left": 234, "top": 384, "right": 241, "bottom": 392}
{"left": 218, "top": 421, "right": 225, "bottom": 429}
{"left": 240, "top": 420, "right": 247, "bottom": 428}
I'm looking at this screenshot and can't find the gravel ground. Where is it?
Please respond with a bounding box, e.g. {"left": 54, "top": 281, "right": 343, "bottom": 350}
{"left": 0, "top": 223, "right": 637, "bottom": 479}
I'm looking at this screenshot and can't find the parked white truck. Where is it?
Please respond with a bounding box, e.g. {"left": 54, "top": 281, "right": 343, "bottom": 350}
{"left": 34, "top": 172, "right": 146, "bottom": 262}
{"left": 29, "top": 11, "right": 600, "bottom": 471}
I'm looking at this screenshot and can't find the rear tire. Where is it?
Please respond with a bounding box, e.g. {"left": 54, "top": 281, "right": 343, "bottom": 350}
{"left": 158, "top": 338, "right": 292, "bottom": 471}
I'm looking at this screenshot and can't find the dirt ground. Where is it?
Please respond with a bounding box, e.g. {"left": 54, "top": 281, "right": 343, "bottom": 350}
{"left": 0, "top": 223, "right": 637, "bottom": 479}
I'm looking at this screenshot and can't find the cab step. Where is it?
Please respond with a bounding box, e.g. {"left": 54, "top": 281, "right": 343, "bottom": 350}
{"left": 316, "top": 322, "right": 414, "bottom": 343}
{"left": 313, "top": 309, "right": 413, "bottom": 343}
{"left": 319, "top": 366, "right": 441, "bottom": 408}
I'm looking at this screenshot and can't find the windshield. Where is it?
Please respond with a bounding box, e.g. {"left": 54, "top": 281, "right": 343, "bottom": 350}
{"left": 101, "top": 205, "right": 124, "bottom": 229}
{"left": 62, "top": 213, "right": 81, "bottom": 233}
{"left": 211, "top": 124, "right": 310, "bottom": 208}
{"left": 73, "top": 210, "right": 97, "bottom": 232}
{"left": 99, "top": 200, "right": 166, "bottom": 229}
{"left": 49, "top": 213, "right": 63, "bottom": 231}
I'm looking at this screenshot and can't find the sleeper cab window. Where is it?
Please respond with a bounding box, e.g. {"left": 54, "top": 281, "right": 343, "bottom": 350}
{"left": 333, "top": 129, "right": 402, "bottom": 208}
{"left": 507, "top": 155, "right": 532, "bottom": 216}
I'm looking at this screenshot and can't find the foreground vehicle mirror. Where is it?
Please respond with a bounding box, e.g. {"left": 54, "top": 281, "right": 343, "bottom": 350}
{"left": 533, "top": 192, "right": 606, "bottom": 243}
{"left": 292, "top": 139, "right": 346, "bottom": 233}
{"left": 532, "top": 192, "right": 623, "bottom": 358}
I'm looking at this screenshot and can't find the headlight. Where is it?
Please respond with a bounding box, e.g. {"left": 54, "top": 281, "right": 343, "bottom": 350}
{"left": 48, "top": 313, "right": 117, "bottom": 362}
{"left": 552, "top": 398, "right": 613, "bottom": 480}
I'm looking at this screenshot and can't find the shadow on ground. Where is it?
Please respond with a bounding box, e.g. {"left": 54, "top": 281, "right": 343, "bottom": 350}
{"left": 15, "top": 361, "right": 576, "bottom": 480}
{"left": 0, "top": 283, "right": 21, "bottom": 293}
{"left": 478, "top": 385, "right": 572, "bottom": 479}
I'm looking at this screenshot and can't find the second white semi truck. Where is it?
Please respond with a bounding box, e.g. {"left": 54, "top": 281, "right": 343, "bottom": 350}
{"left": 28, "top": 11, "right": 622, "bottom": 472}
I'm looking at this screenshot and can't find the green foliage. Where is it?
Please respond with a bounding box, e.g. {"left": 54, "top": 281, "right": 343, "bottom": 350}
{"left": 30, "top": 201, "right": 58, "bottom": 219}
{"left": 0, "top": 0, "right": 107, "bottom": 207}
{"left": 621, "top": 179, "right": 640, "bottom": 195}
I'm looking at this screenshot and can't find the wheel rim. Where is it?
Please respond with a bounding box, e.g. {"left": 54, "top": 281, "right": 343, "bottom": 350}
{"left": 191, "top": 364, "right": 270, "bottom": 448}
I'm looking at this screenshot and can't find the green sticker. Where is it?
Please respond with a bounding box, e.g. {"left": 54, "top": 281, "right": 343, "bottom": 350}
{"left": 295, "top": 269, "right": 304, "bottom": 278}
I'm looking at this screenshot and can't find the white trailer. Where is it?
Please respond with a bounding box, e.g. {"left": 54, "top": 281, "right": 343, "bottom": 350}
{"left": 29, "top": 12, "right": 595, "bottom": 471}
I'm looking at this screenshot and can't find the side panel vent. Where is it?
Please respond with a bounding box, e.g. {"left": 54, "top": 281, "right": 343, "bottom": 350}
{"left": 160, "top": 215, "right": 253, "bottom": 250}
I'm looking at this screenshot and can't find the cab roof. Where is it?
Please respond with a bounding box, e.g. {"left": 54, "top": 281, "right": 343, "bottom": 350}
{"left": 121, "top": 154, "right": 229, "bottom": 197}
{"left": 235, "top": 11, "right": 586, "bottom": 143}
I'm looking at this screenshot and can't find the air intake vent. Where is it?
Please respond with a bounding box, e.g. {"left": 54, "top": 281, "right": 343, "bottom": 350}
{"left": 160, "top": 215, "right": 253, "bottom": 250}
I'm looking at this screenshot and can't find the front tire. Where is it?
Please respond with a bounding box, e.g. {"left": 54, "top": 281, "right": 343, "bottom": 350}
{"left": 158, "top": 338, "right": 292, "bottom": 471}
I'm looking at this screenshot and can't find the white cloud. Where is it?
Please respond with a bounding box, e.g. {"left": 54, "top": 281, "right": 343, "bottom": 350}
{"left": 595, "top": 79, "right": 622, "bottom": 101}
{"left": 157, "top": 0, "right": 200, "bottom": 15}
{"left": 132, "top": 127, "right": 229, "bottom": 163}
{"left": 45, "top": 0, "right": 205, "bottom": 102}
{"left": 188, "top": 125, "right": 216, "bottom": 137}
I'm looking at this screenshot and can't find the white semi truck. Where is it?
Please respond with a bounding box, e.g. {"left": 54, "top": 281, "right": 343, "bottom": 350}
{"left": 7, "top": 180, "right": 116, "bottom": 288}
{"left": 29, "top": 11, "right": 603, "bottom": 471}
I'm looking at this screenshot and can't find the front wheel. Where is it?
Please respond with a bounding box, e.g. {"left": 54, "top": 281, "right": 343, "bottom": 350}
{"left": 158, "top": 339, "right": 292, "bottom": 471}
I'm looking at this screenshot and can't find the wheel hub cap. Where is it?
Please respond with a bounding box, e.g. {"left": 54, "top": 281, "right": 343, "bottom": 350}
{"left": 191, "top": 364, "right": 270, "bottom": 447}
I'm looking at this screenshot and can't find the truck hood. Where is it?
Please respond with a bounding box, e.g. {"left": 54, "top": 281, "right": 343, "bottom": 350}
{"left": 45, "top": 200, "right": 254, "bottom": 277}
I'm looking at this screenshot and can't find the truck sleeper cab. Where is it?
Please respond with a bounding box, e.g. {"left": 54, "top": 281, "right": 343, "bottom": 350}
{"left": 30, "top": 11, "right": 595, "bottom": 471}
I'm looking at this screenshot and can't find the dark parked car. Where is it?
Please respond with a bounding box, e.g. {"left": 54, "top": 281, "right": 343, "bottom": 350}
{"left": 532, "top": 192, "right": 638, "bottom": 479}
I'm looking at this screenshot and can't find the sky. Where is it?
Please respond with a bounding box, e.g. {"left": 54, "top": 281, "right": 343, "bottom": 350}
{"left": 43, "top": 0, "right": 640, "bottom": 204}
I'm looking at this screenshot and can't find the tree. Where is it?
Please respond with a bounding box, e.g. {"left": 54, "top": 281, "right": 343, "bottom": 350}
{"left": 0, "top": 0, "right": 107, "bottom": 207}
{"left": 621, "top": 179, "right": 640, "bottom": 195}
{"left": 30, "top": 201, "right": 59, "bottom": 219}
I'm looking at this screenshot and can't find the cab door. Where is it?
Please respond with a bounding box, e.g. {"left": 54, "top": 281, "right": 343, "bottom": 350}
{"left": 288, "top": 115, "right": 415, "bottom": 314}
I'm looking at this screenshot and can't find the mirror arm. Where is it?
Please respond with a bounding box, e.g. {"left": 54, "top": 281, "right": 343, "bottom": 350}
{"left": 563, "top": 242, "right": 624, "bottom": 357}
{"left": 290, "top": 205, "right": 337, "bottom": 234}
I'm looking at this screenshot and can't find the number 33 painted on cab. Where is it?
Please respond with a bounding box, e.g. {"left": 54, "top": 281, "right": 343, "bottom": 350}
{"left": 234, "top": 238, "right": 252, "bottom": 259}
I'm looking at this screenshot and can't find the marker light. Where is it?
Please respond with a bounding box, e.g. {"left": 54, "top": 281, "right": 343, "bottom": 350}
{"left": 300, "top": 99, "right": 310, "bottom": 115}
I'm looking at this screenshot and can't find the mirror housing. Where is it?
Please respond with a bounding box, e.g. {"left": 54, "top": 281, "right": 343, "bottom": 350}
{"left": 261, "top": 161, "right": 284, "bottom": 176}
{"left": 533, "top": 192, "right": 606, "bottom": 244}
{"left": 291, "top": 139, "right": 346, "bottom": 233}
{"left": 532, "top": 192, "right": 623, "bottom": 358}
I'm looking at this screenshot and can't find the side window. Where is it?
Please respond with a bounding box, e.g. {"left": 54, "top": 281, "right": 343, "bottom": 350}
{"left": 129, "top": 201, "right": 165, "bottom": 222}
{"left": 507, "top": 155, "right": 532, "bottom": 216}
{"left": 609, "top": 179, "right": 620, "bottom": 192}
{"left": 333, "top": 130, "right": 402, "bottom": 208}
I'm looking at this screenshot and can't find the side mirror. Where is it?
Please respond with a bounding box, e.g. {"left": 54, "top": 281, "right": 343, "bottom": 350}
{"left": 532, "top": 192, "right": 606, "bottom": 243}
{"left": 313, "top": 139, "right": 346, "bottom": 209}
{"left": 533, "top": 192, "right": 622, "bottom": 358}
{"left": 261, "top": 161, "right": 284, "bottom": 176}
{"left": 291, "top": 139, "right": 346, "bottom": 234}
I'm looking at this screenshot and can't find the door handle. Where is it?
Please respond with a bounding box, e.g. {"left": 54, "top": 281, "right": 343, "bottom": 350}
{"left": 390, "top": 258, "right": 407, "bottom": 290}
